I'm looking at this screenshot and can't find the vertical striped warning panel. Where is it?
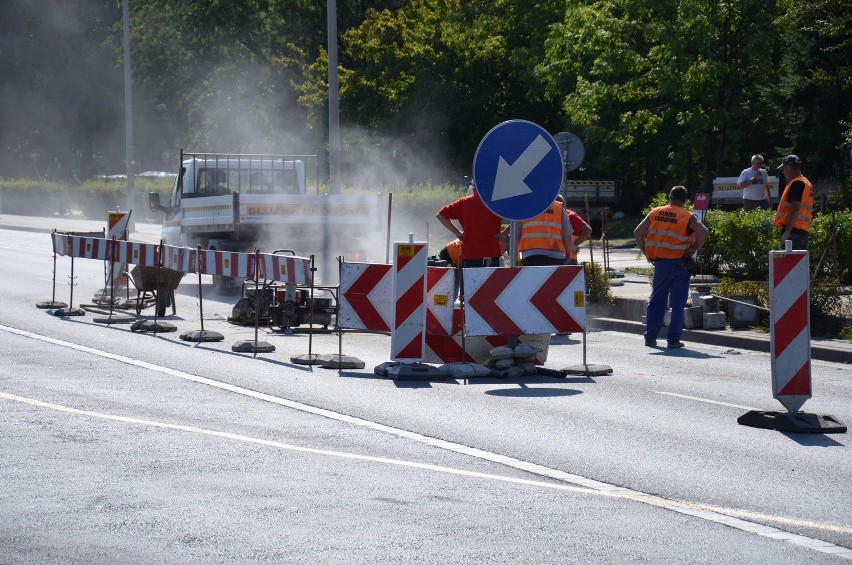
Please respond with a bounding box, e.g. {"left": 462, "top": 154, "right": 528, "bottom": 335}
{"left": 770, "top": 248, "right": 811, "bottom": 413}
{"left": 390, "top": 242, "right": 427, "bottom": 362}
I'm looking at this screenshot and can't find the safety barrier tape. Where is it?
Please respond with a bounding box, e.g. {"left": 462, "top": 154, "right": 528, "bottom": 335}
{"left": 52, "top": 234, "right": 310, "bottom": 285}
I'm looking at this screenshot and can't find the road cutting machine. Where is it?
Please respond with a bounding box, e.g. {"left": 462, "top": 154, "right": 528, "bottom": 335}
{"left": 227, "top": 250, "right": 336, "bottom": 332}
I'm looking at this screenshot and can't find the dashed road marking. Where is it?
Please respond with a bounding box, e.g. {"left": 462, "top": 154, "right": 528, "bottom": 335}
{"left": 2, "top": 323, "right": 851, "bottom": 559}
{"left": 656, "top": 391, "right": 761, "bottom": 411}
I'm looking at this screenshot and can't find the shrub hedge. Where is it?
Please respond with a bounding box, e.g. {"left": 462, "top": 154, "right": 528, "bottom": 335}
{"left": 0, "top": 178, "right": 174, "bottom": 221}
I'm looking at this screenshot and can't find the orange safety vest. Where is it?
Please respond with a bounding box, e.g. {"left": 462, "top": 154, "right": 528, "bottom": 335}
{"left": 518, "top": 202, "right": 567, "bottom": 255}
{"left": 445, "top": 239, "right": 462, "bottom": 266}
{"left": 774, "top": 175, "right": 814, "bottom": 232}
{"left": 644, "top": 205, "right": 696, "bottom": 260}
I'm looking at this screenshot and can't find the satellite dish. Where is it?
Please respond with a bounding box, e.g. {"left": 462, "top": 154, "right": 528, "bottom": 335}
{"left": 554, "top": 132, "right": 585, "bottom": 173}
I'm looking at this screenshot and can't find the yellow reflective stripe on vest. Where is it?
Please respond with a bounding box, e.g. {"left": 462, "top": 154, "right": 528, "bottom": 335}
{"left": 519, "top": 203, "right": 566, "bottom": 254}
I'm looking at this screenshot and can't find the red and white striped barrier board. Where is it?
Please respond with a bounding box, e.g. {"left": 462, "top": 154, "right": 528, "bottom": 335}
{"left": 338, "top": 263, "right": 393, "bottom": 331}
{"left": 391, "top": 242, "right": 427, "bottom": 361}
{"left": 425, "top": 267, "right": 454, "bottom": 336}
{"left": 161, "top": 245, "right": 194, "bottom": 273}
{"left": 165, "top": 248, "right": 256, "bottom": 278}
{"left": 424, "top": 333, "right": 550, "bottom": 365}
{"left": 52, "top": 234, "right": 108, "bottom": 261}
{"left": 257, "top": 253, "right": 311, "bottom": 285}
{"left": 770, "top": 248, "right": 811, "bottom": 412}
{"left": 196, "top": 249, "right": 256, "bottom": 278}
{"left": 463, "top": 265, "right": 586, "bottom": 336}
{"left": 107, "top": 240, "right": 160, "bottom": 268}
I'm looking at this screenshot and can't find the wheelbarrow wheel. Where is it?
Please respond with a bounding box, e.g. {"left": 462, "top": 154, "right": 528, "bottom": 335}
{"left": 156, "top": 284, "right": 169, "bottom": 317}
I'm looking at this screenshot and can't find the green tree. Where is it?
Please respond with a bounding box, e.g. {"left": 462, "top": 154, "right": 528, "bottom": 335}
{"left": 538, "top": 0, "right": 780, "bottom": 211}
{"left": 770, "top": 0, "right": 852, "bottom": 187}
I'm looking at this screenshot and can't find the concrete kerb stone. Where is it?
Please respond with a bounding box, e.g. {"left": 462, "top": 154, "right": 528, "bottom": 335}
{"left": 589, "top": 316, "right": 852, "bottom": 364}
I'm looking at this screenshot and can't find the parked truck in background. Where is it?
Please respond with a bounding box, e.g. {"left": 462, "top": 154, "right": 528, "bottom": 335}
{"left": 711, "top": 175, "right": 780, "bottom": 209}
{"left": 560, "top": 180, "right": 621, "bottom": 232}
{"left": 149, "top": 151, "right": 382, "bottom": 290}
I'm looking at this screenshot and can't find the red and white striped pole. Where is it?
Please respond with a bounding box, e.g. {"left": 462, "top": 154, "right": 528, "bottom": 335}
{"left": 770, "top": 240, "right": 811, "bottom": 413}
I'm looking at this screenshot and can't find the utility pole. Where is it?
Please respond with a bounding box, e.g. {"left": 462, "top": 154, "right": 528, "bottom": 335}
{"left": 122, "top": 0, "right": 136, "bottom": 230}
{"left": 327, "top": 0, "right": 340, "bottom": 195}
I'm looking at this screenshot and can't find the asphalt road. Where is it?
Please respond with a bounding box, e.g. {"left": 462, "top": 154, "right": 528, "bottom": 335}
{"left": 1, "top": 224, "right": 850, "bottom": 563}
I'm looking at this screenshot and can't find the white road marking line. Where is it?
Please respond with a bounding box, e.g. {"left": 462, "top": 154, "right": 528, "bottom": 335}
{"left": 656, "top": 391, "right": 761, "bottom": 411}
{"left": 2, "top": 323, "right": 851, "bottom": 559}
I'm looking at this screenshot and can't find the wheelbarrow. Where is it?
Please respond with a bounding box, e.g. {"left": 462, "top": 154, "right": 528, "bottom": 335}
{"left": 126, "top": 265, "right": 185, "bottom": 317}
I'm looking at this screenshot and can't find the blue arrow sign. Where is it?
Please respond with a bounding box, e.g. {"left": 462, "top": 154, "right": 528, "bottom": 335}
{"left": 473, "top": 120, "right": 564, "bottom": 221}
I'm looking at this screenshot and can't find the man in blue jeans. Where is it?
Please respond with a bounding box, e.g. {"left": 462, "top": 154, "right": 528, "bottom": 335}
{"left": 634, "top": 186, "right": 709, "bottom": 349}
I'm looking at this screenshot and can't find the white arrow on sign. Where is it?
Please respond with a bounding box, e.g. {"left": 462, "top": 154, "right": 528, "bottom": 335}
{"left": 492, "top": 134, "right": 552, "bottom": 201}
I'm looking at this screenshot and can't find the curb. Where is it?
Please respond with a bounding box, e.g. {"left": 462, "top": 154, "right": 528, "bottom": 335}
{"left": 589, "top": 317, "right": 852, "bottom": 364}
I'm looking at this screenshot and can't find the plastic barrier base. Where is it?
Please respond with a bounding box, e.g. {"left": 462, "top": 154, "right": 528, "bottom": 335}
{"left": 131, "top": 320, "right": 177, "bottom": 333}
{"left": 290, "top": 354, "right": 322, "bottom": 365}
{"left": 232, "top": 340, "right": 275, "bottom": 353}
{"left": 180, "top": 330, "right": 224, "bottom": 342}
{"left": 50, "top": 307, "right": 85, "bottom": 317}
{"left": 561, "top": 363, "right": 614, "bottom": 377}
{"left": 738, "top": 410, "right": 847, "bottom": 434}
{"left": 93, "top": 313, "right": 135, "bottom": 324}
{"left": 37, "top": 301, "right": 67, "bottom": 309}
{"left": 317, "top": 354, "right": 365, "bottom": 370}
{"left": 381, "top": 362, "right": 448, "bottom": 381}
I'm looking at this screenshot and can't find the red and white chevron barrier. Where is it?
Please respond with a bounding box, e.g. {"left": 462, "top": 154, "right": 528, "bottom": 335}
{"left": 391, "top": 242, "right": 427, "bottom": 361}
{"left": 338, "top": 262, "right": 455, "bottom": 336}
{"left": 338, "top": 263, "right": 393, "bottom": 331}
{"left": 770, "top": 247, "right": 811, "bottom": 412}
{"left": 425, "top": 267, "right": 454, "bottom": 336}
{"left": 463, "top": 265, "right": 586, "bottom": 336}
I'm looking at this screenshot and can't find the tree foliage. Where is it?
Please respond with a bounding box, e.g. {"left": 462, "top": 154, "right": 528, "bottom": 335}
{"left": 0, "top": 0, "right": 849, "bottom": 200}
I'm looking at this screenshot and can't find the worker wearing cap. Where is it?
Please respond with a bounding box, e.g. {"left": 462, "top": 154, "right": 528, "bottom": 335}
{"left": 518, "top": 195, "right": 591, "bottom": 266}
{"left": 774, "top": 154, "right": 814, "bottom": 250}
{"left": 634, "top": 185, "right": 709, "bottom": 349}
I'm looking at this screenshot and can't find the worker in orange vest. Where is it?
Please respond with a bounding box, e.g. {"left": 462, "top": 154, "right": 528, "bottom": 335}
{"left": 518, "top": 195, "right": 591, "bottom": 266}
{"left": 774, "top": 154, "right": 814, "bottom": 250}
{"left": 438, "top": 238, "right": 462, "bottom": 267}
{"left": 634, "top": 186, "right": 709, "bottom": 349}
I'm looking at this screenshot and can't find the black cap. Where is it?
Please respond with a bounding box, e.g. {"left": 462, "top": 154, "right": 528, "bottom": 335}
{"left": 777, "top": 154, "right": 802, "bottom": 170}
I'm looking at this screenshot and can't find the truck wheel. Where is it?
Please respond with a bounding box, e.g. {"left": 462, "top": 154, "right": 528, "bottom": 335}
{"left": 212, "top": 275, "right": 239, "bottom": 295}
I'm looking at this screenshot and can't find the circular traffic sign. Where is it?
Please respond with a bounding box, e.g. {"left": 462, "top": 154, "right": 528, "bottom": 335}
{"left": 554, "top": 132, "right": 585, "bottom": 173}
{"left": 472, "top": 120, "right": 564, "bottom": 221}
